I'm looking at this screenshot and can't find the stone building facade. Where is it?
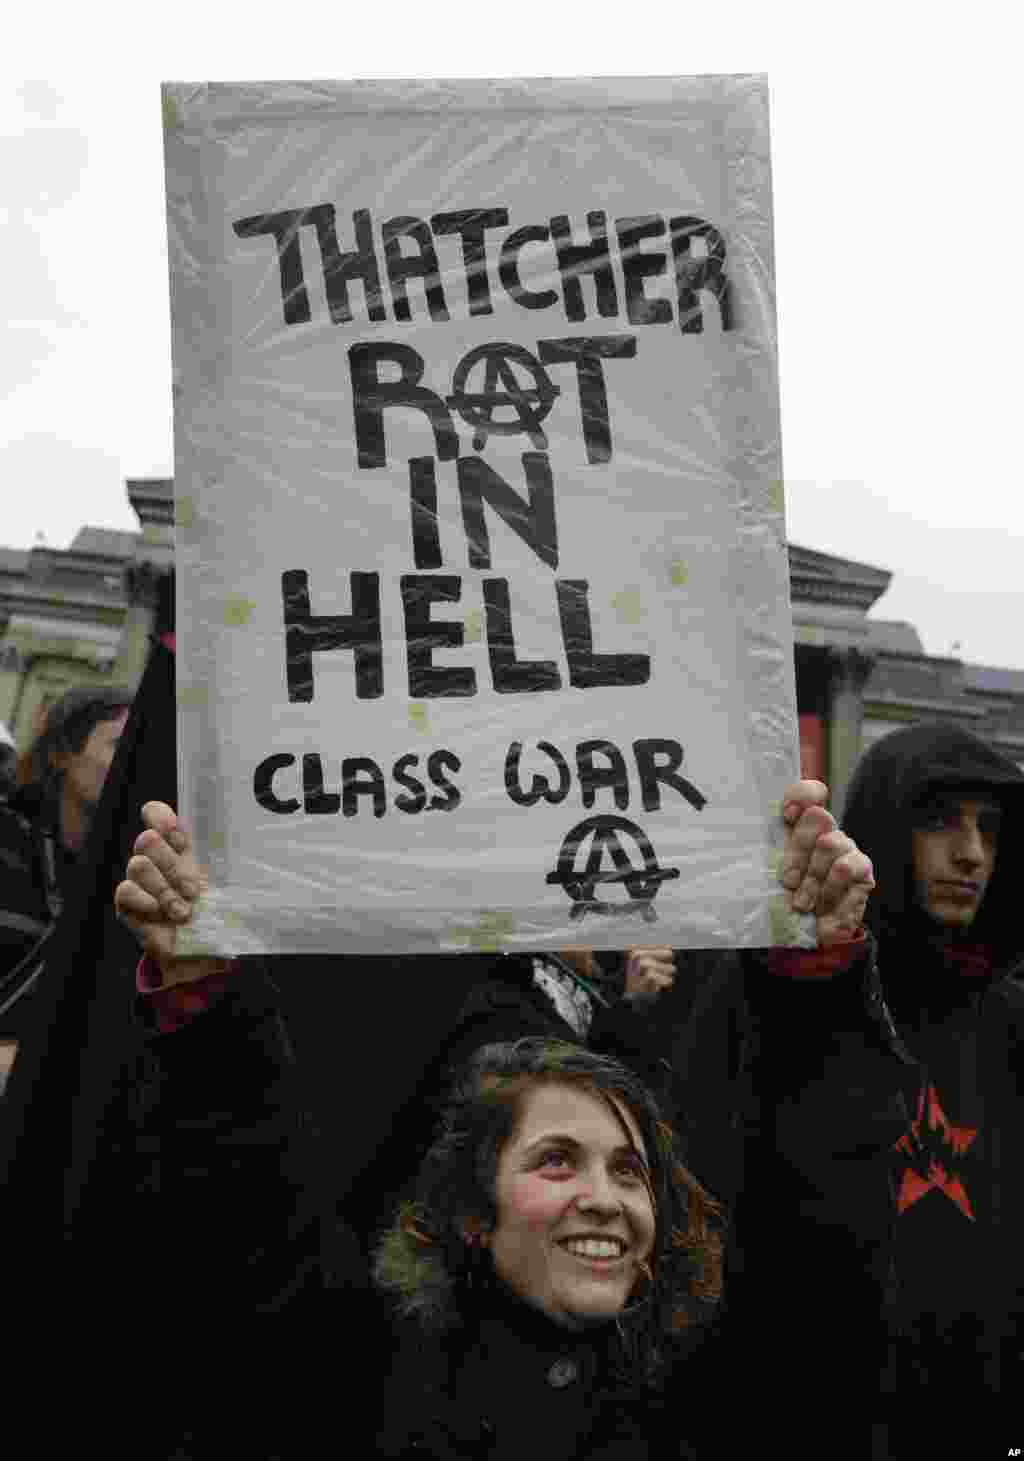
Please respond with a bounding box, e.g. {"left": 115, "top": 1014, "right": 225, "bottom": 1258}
{"left": 1, "top": 482, "right": 1021, "bottom": 811}
{"left": 0, "top": 480, "right": 173, "bottom": 745}
{"left": 788, "top": 545, "right": 1024, "bottom": 814}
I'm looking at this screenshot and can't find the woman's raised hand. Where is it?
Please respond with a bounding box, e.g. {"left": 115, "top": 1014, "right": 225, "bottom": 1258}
{"left": 115, "top": 801, "right": 229, "bottom": 984}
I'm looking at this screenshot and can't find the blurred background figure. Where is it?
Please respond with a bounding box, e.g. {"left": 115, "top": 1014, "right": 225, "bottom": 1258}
{"left": 0, "top": 721, "right": 15, "bottom": 802}
{"left": 0, "top": 686, "right": 133, "bottom": 1089}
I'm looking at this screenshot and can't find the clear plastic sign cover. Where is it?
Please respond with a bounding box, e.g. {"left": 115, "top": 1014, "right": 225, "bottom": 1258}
{"left": 163, "top": 75, "right": 808, "bottom": 958}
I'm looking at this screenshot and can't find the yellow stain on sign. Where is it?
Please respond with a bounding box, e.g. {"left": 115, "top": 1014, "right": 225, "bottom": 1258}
{"left": 447, "top": 911, "right": 515, "bottom": 952}
{"left": 409, "top": 703, "right": 429, "bottom": 732}
{"left": 766, "top": 480, "right": 786, "bottom": 515}
{"left": 609, "top": 590, "right": 644, "bottom": 625}
{"left": 207, "top": 832, "right": 227, "bottom": 853}
{"left": 161, "top": 91, "right": 179, "bottom": 132}
{"left": 767, "top": 895, "right": 801, "bottom": 946}
{"left": 176, "top": 495, "right": 195, "bottom": 530}
{"left": 223, "top": 597, "right": 256, "bottom": 627}
{"left": 175, "top": 926, "right": 217, "bottom": 958}
{"left": 669, "top": 560, "right": 688, "bottom": 586}
{"left": 178, "top": 686, "right": 210, "bottom": 709}
{"left": 464, "top": 608, "right": 483, "bottom": 644}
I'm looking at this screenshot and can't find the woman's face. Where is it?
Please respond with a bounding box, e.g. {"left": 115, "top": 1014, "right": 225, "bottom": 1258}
{"left": 56, "top": 712, "right": 128, "bottom": 813}
{"left": 483, "top": 1081, "right": 656, "bottom": 1330}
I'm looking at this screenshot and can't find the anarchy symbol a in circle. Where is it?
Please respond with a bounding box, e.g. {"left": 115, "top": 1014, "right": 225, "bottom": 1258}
{"left": 545, "top": 815, "right": 680, "bottom": 923}
{"left": 446, "top": 343, "right": 560, "bottom": 452}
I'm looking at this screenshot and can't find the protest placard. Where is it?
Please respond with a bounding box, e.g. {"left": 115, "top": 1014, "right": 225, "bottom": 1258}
{"left": 163, "top": 75, "right": 805, "bottom": 956}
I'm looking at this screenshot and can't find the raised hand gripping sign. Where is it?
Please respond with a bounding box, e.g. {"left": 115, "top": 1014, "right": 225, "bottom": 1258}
{"left": 163, "top": 75, "right": 803, "bottom": 957}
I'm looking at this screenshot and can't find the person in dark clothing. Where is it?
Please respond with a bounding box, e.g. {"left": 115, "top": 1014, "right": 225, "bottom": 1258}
{"left": 0, "top": 686, "right": 133, "bottom": 1076}
{"left": 345, "top": 945, "right": 681, "bottom": 1250}
{"left": 111, "top": 780, "right": 883, "bottom": 1457}
{"left": 372, "top": 1036, "right": 721, "bottom": 1460}
{"left": 837, "top": 724, "right": 1024, "bottom": 1448}
{"left": 656, "top": 922, "right": 912, "bottom": 1455}
{"left": 0, "top": 720, "right": 14, "bottom": 800}
{"left": 443, "top": 947, "right": 678, "bottom": 1086}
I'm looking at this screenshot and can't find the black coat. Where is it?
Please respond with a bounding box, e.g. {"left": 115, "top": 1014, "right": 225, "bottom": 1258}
{"left": 71, "top": 968, "right": 697, "bottom": 1460}
{"left": 377, "top": 1290, "right": 699, "bottom": 1461}
{"left": 84, "top": 935, "right": 906, "bottom": 1458}
{"left": 841, "top": 723, "right": 1024, "bottom": 1402}
{"left": 667, "top": 942, "right": 910, "bottom": 1444}
{"left": 0, "top": 788, "right": 78, "bottom": 1043}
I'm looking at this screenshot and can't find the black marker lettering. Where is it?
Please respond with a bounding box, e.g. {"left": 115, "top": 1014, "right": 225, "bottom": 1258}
{"left": 281, "top": 570, "right": 383, "bottom": 702}
{"left": 669, "top": 216, "right": 733, "bottom": 334}
{"left": 314, "top": 205, "right": 387, "bottom": 324}
{"left": 505, "top": 740, "right": 572, "bottom": 806}
{"left": 342, "top": 758, "right": 387, "bottom": 818}
{"left": 431, "top": 209, "right": 509, "bottom": 316}
{"left": 409, "top": 457, "right": 443, "bottom": 570}
{"left": 427, "top": 748, "right": 462, "bottom": 811}
{"left": 483, "top": 578, "right": 561, "bottom": 694}
{"left": 633, "top": 739, "right": 707, "bottom": 812}
{"left": 393, "top": 753, "right": 428, "bottom": 813}
{"left": 253, "top": 753, "right": 300, "bottom": 814}
{"left": 498, "top": 225, "right": 558, "bottom": 310}
{"left": 550, "top": 212, "right": 618, "bottom": 322}
{"left": 233, "top": 209, "right": 317, "bottom": 325}
{"left": 457, "top": 453, "right": 558, "bottom": 570}
{"left": 303, "top": 753, "right": 341, "bottom": 815}
{"left": 538, "top": 336, "right": 636, "bottom": 464}
{"left": 383, "top": 216, "right": 449, "bottom": 323}
{"left": 401, "top": 575, "right": 476, "bottom": 698}
{"left": 576, "top": 740, "right": 630, "bottom": 810}
{"left": 555, "top": 580, "right": 650, "bottom": 689}
{"left": 616, "top": 216, "right": 672, "bottom": 326}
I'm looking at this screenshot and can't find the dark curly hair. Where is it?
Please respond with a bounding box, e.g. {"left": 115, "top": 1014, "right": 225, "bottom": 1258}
{"left": 375, "top": 1037, "right": 722, "bottom": 1383}
{"left": 16, "top": 685, "right": 134, "bottom": 791}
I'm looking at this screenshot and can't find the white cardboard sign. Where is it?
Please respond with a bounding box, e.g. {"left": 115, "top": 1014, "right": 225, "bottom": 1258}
{"left": 163, "top": 76, "right": 805, "bottom": 957}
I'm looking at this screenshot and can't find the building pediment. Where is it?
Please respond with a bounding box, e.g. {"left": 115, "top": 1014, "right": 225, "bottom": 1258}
{"left": 125, "top": 478, "right": 174, "bottom": 529}
{"left": 787, "top": 544, "right": 892, "bottom": 614}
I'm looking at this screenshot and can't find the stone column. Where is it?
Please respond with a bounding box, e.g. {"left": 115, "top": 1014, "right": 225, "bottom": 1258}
{"left": 0, "top": 643, "right": 24, "bottom": 732}
{"left": 115, "top": 561, "right": 165, "bottom": 683}
{"left": 826, "top": 647, "right": 875, "bottom": 822}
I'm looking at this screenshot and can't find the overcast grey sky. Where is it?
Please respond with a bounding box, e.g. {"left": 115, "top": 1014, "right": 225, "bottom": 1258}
{"left": 3, "top": 3, "right": 1022, "bottom": 667}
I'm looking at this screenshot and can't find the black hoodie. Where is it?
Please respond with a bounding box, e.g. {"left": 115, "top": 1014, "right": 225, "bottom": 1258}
{"left": 841, "top": 722, "right": 1024, "bottom": 1398}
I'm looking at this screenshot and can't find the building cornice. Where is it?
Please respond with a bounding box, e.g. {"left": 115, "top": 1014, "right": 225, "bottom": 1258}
{"left": 864, "top": 693, "right": 987, "bottom": 721}
{"left": 787, "top": 543, "right": 892, "bottom": 614}
{"left": 126, "top": 478, "right": 174, "bottom": 528}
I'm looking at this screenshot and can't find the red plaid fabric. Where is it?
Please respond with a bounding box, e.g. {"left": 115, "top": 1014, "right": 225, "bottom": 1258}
{"left": 763, "top": 927, "right": 867, "bottom": 980}
{"left": 136, "top": 955, "right": 240, "bottom": 1034}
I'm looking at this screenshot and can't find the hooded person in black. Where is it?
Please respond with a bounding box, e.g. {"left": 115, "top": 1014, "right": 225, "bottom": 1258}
{"left": 0, "top": 686, "right": 134, "bottom": 1071}
{"left": 841, "top": 723, "right": 1024, "bottom": 1421}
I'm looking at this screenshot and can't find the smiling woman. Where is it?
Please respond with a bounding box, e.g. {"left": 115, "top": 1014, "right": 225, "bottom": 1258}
{"left": 374, "top": 1038, "right": 721, "bottom": 1458}
{"left": 485, "top": 1080, "right": 658, "bottom": 1329}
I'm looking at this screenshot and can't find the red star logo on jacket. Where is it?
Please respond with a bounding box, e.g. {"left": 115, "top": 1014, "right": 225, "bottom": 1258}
{"left": 893, "top": 1081, "right": 977, "bottom": 1221}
